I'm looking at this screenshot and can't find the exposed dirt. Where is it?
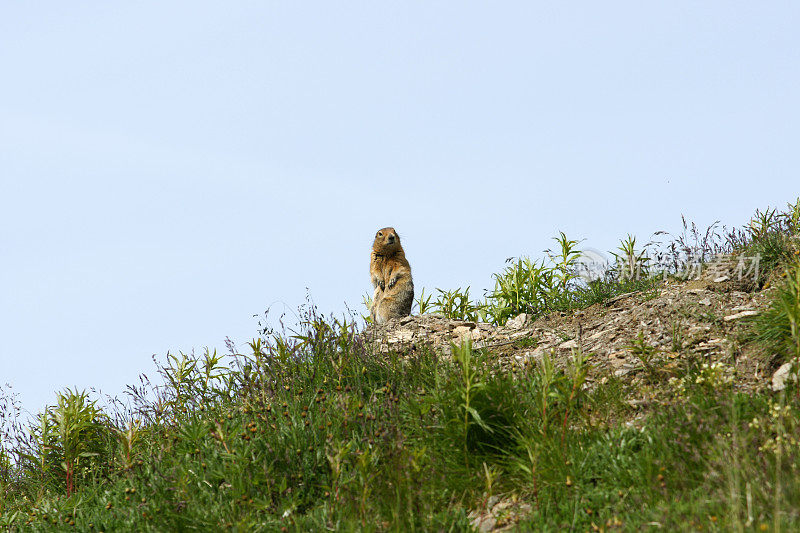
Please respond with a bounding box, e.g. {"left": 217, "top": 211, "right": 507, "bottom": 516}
{"left": 366, "top": 270, "right": 780, "bottom": 396}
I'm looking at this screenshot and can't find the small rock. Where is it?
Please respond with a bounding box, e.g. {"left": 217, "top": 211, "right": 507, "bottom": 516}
{"left": 528, "top": 347, "right": 547, "bottom": 361}
{"left": 713, "top": 275, "right": 731, "bottom": 283}
{"left": 505, "top": 313, "right": 527, "bottom": 330}
{"left": 472, "top": 514, "right": 496, "bottom": 532}
{"left": 588, "top": 329, "right": 609, "bottom": 340}
{"left": 452, "top": 325, "right": 472, "bottom": 338}
{"left": 699, "top": 298, "right": 712, "bottom": 306}
{"left": 772, "top": 362, "right": 794, "bottom": 391}
{"left": 723, "top": 310, "right": 759, "bottom": 321}
{"left": 469, "top": 497, "right": 532, "bottom": 532}
{"left": 388, "top": 329, "right": 414, "bottom": 343}
{"left": 609, "top": 357, "right": 626, "bottom": 370}
{"left": 559, "top": 339, "right": 579, "bottom": 350}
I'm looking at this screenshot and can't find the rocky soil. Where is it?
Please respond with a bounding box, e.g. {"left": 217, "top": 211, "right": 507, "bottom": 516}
{"left": 367, "top": 271, "right": 781, "bottom": 400}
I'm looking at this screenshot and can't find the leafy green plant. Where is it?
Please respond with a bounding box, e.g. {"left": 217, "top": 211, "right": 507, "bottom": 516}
{"left": 452, "top": 340, "right": 488, "bottom": 467}
{"left": 513, "top": 337, "right": 539, "bottom": 349}
{"left": 432, "top": 230, "right": 668, "bottom": 327}
{"left": 43, "top": 389, "right": 111, "bottom": 497}
{"left": 546, "top": 231, "right": 582, "bottom": 293}
{"left": 752, "top": 261, "right": 800, "bottom": 364}
{"left": 483, "top": 232, "right": 585, "bottom": 325}
{"left": 628, "top": 331, "right": 659, "bottom": 380}
{"left": 612, "top": 234, "right": 651, "bottom": 281}
{"left": 116, "top": 419, "right": 142, "bottom": 472}
{"left": 574, "top": 273, "right": 660, "bottom": 309}
{"left": 485, "top": 250, "right": 576, "bottom": 325}
{"left": 431, "top": 287, "right": 484, "bottom": 322}
{"left": 748, "top": 207, "right": 779, "bottom": 241}
{"left": 749, "top": 233, "right": 795, "bottom": 282}
{"left": 740, "top": 200, "right": 800, "bottom": 280}
{"left": 362, "top": 291, "right": 375, "bottom": 322}
{"left": 416, "top": 287, "right": 433, "bottom": 315}
{"left": 487, "top": 256, "right": 549, "bottom": 325}
{"left": 558, "top": 348, "right": 590, "bottom": 449}
{"left": 671, "top": 318, "right": 684, "bottom": 352}
{"left": 532, "top": 349, "right": 557, "bottom": 440}
{"left": 781, "top": 198, "right": 800, "bottom": 236}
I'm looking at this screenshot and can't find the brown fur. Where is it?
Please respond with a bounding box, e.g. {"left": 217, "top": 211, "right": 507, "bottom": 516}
{"left": 370, "top": 227, "right": 414, "bottom": 324}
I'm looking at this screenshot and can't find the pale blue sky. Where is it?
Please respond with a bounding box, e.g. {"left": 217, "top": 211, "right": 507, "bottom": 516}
{"left": 2, "top": 2, "right": 798, "bottom": 417}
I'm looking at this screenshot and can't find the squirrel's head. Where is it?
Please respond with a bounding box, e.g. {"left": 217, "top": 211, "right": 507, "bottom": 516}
{"left": 373, "top": 227, "right": 402, "bottom": 255}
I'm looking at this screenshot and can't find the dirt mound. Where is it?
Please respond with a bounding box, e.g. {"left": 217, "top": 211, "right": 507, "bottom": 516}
{"left": 367, "top": 272, "right": 776, "bottom": 393}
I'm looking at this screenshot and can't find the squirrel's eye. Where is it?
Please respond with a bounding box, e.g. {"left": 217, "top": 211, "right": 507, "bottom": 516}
{"left": 377, "top": 232, "right": 383, "bottom": 237}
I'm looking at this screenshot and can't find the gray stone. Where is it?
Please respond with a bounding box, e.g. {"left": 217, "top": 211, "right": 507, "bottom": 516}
{"left": 772, "top": 362, "right": 794, "bottom": 392}
{"left": 472, "top": 514, "right": 496, "bottom": 532}
{"left": 504, "top": 313, "right": 527, "bottom": 330}
{"left": 452, "top": 325, "right": 473, "bottom": 341}
{"left": 388, "top": 329, "right": 414, "bottom": 343}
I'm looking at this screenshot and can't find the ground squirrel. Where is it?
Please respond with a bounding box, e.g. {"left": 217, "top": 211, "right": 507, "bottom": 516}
{"left": 370, "top": 227, "right": 414, "bottom": 324}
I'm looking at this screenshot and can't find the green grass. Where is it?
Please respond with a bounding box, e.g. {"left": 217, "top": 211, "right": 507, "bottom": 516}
{"left": 750, "top": 259, "right": 800, "bottom": 370}
{"left": 3, "top": 319, "right": 800, "bottom": 531}
{"left": 2, "top": 199, "right": 800, "bottom": 531}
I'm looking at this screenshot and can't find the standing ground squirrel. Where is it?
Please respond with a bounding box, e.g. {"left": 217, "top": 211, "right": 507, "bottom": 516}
{"left": 370, "top": 227, "right": 414, "bottom": 324}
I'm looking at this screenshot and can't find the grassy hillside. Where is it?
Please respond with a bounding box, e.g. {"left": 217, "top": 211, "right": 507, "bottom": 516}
{"left": 2, "top": 200, "right": 800, "bottom": 531}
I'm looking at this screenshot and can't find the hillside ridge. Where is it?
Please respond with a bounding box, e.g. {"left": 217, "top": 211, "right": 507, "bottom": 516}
{"left": 369, "top": 262, "right": 779, "bottom": 399}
